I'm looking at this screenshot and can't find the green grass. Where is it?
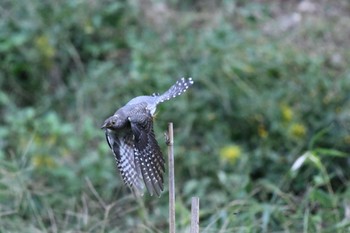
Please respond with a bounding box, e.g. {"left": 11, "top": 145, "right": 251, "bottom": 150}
{"left": 1, "top": 0, "right": 350, "bottom": 232}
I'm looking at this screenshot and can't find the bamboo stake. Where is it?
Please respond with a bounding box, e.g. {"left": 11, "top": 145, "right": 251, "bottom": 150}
{"left": 190, "top": 197, "right": 200, "bottom": 233}
{"left": 167, "top": 122, "right": 175, "bottom": 233}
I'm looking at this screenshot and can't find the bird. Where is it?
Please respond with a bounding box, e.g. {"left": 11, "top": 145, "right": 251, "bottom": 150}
{"left": 101, "top": 77, "right": 194, "bottom": 197}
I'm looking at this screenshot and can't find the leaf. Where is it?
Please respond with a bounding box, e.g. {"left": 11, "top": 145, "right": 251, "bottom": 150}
{"left": 309, "top": 188, "right": 333, "bottom": 208}
{"left": 308, "top": 152, "right": 323, "bottom": 171}
{"left": 313, "top": 148, "right": 348, "bottom": 158}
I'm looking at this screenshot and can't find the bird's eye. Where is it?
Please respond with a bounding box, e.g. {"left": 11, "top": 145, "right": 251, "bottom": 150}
{"left": 111, "top": 120, "right": 115, "bottom": 125}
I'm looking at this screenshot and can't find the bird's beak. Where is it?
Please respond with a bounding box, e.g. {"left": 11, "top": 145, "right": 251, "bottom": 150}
{"left": 101, "top": 121, "right": 108, "bottom": 129}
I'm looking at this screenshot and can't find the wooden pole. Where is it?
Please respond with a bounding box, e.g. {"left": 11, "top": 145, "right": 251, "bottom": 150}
{"left": 167, "top": 122, "right": 175, "bottom": 233}
{"left": 190, "top": 197, "right": 200, "bottom": 233}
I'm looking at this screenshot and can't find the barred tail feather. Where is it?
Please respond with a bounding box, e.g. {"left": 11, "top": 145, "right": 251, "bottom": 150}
{"left": 157, "top": 77, "right": 194, "bottom": 104}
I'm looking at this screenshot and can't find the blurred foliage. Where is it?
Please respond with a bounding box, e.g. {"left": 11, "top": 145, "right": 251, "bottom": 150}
{"left": 1, "top": 0, "right": 350, "bottom": 232}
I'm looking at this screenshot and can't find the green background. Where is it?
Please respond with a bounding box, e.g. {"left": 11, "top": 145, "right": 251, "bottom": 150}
{"left": 1, "top": 0, "right": 350, "bottom": 232}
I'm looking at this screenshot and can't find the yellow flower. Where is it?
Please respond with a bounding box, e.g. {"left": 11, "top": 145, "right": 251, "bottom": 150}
{"left": 289, "top": 123, "right": 307, "bottom": 138}
{"left": 344, "top": 136, "right": 350, "bottom": 144}
{"left": 220, "top": 145, "right": 242, "bottom": 164}
{"left": 60, "top": 148, "right": 71, "bottom": 157}
{"left": 84, "top": 21, "right": 94, "bottom": 34}
{"left": 47, "top": 136, "right": 57, "bottom": 145}
{"left": 32, "top": 155, "right": 56, "bottom": 168}
{"left": 35, "top": 35, "right": 55, "bottom": 59}
{"left": 258, "top": 124, "right": 268, "bottom": 138}
{"left": 281, "top": 105, "right": 293, "bottom": 122}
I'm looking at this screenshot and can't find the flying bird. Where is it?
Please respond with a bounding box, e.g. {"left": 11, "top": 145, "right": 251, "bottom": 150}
{"left": 101, "top": 78, "right": 194, "bottom": 197}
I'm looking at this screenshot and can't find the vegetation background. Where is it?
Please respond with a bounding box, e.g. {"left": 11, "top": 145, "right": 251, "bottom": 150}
{"left": 1, "top": 0, "right": 350, "bottom": 232}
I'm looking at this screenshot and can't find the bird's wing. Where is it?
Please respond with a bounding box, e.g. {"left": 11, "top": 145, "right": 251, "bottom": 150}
{"left": 105, "top": 130, "right": 144, "bottom": 196}
{"left": 128, "top": 110, "right": 165, "bottom": 197}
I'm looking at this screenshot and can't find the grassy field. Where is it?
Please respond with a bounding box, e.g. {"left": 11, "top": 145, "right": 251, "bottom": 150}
{"left": 1, "top": 0, "right": 350, "bottom": 232}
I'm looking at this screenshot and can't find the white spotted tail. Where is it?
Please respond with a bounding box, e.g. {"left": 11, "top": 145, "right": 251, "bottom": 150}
{"left": 156, "top": 77, "right": 194, "bottom": 104}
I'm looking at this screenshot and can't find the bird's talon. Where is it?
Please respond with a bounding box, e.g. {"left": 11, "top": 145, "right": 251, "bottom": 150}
{"left": 164, "top": 132, "right": 170, "bottom": 145}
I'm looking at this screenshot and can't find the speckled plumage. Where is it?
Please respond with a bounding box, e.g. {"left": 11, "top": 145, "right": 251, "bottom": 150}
{"left": 101, "top": 78, "right": 194, "bottom": 197}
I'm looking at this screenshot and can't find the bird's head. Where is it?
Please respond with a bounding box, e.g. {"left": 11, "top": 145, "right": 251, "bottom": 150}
{"left": 101, "top": 115, "right": 121, "bottom": 130}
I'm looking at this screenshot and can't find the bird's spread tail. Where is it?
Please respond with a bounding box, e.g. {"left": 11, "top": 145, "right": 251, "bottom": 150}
{"left": 157, "top": 77, "right": 194, "bottom": 104}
